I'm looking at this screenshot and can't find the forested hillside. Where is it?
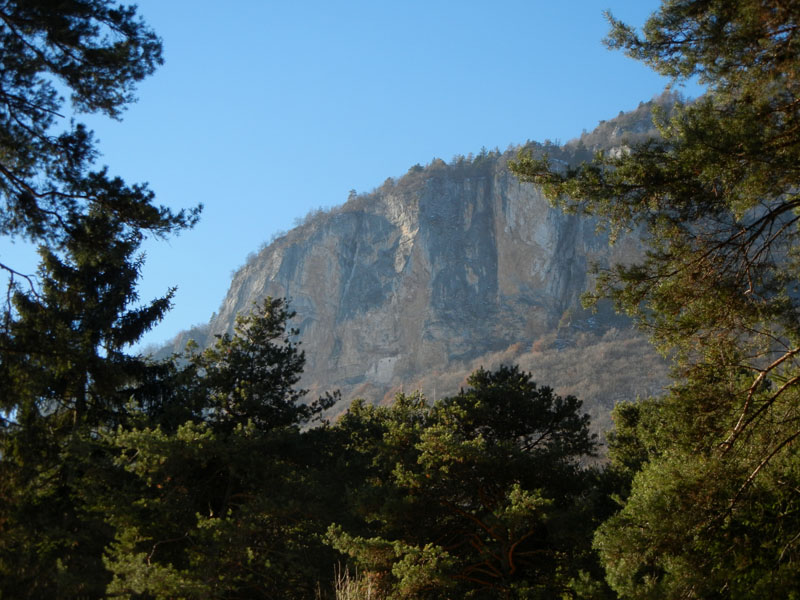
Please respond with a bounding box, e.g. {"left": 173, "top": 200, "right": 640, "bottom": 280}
{"left": 1, "top": 1, "right": 798, "bottom": 598}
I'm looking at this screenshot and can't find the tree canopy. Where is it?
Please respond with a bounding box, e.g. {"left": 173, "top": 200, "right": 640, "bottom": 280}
{"left": 101, "top": 298, "right": 339, "bottom": 599}
{"left": 328, "top": 366, "right": 609, "bottom": 599}
{"left": 0, "top": 2, "right": 201, "bottom": 595}
{"left": 8, "top": 0, "right": 800, "bottom": 597}
{"left": 511, "top": 1, "right": 800, "bottom": 596}
{"left": 0, "top": 0, "right": 199, "bottom": 292}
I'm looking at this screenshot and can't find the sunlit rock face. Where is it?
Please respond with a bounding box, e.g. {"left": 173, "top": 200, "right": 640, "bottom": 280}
{"left": 185, "top": 149, "right": 646, "bottom": 413}
{"left": 165, "top": 101, "right": 673, "bottom": 428}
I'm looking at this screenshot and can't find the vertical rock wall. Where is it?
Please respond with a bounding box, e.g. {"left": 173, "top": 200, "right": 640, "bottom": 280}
{"left": 202, "top": 152, "right": 643, "bottom": 408}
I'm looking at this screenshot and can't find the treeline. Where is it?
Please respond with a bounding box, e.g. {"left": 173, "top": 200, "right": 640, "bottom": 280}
{"left": 2, "top": 293, "right": 622, "bottom": 598}
{"left": 232, "top": 92, "right": 676, "bottom": 280}
{"left": 4, "top": 1, "right": 800, "bottom": 599}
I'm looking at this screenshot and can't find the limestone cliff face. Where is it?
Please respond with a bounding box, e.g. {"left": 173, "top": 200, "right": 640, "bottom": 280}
{"left": 196, "top": 152, "right": 648, "bottom": 410}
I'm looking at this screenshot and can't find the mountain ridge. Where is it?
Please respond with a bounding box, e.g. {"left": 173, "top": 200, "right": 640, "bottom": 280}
{"left": 162, "top": 94, "right": 678, "bottom": 431}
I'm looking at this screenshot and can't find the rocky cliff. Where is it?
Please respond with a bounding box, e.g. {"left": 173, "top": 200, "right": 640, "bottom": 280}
{"left": 168, "top": 101, "right": 674, "bottom": 432}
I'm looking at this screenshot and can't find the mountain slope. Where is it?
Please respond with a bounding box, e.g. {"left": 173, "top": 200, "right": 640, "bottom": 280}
{"left": 166, "top": 98, "right": 675, "bottom": 432}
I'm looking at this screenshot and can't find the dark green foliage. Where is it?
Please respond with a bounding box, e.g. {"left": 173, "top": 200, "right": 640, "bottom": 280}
{"left": 183, "top": 298, "right": 333, "bottom": 434}
{"left": 594, "top": 371, "right": 800, "bottom": 599}
{"left": 21, "top": 1, "right": 800, "bottom": 596}
{"left": 1, "top": 211, "right": 171, "bottom": 427}
{"left": 511, "top": 1, "right": 800, "bottom": 597}
{"left": 328, "top": 366, "right": 612, "bottom": 599}
{"left": 0, "top": 0, "right": 199, "bottom": 290}
{"left": 512, "top": 2, "right": 800, "bottom": 370}
{"left": 0, "top": 209, "right": 176, "bottom": 598}
{"left": 0, "top": 3, "right": 201, "bottom": 596}
{"left": 101, "top": 299, "right": 339, "bottom": 599}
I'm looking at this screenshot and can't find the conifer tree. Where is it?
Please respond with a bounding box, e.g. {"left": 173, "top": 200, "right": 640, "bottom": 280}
{"left": 102, "top": 299, "right": 338, "bottom": 599}
{"left": 328, "top": 367, "right": 610, "bottom": 598}
{"left": 0, "top": 209, "right": 176, "bottom": 597}
{"left": 0, "top": 0, "right": 200, "bottom": 306}
{"left": 511, "top": 1, "right": 800, "bottom": 596}
{"left": 0, "top": 2, "right": 199, "bottom": 595}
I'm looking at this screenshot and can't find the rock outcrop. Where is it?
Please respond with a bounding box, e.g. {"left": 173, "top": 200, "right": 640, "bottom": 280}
{"left": 167, "top": 102, "right": 674, "bottom": 430}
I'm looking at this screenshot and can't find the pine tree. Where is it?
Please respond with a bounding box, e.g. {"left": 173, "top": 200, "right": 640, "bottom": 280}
{"left": 0, "top": 0, "right": 199, "bottom": 303}
{"left": 328, "top": 367, "right": 609, "bottom": 598}
{"left": 511, "top": 1, "right": 800, "bottom": 596}
{"left": 102, "top": 299, "right": 339, "bottom": 599}
{"left": 0, "top": 209, "right": 175, "bottom": 597}
{"left": 0, "top": 3, "right": 200, "bottom": 595}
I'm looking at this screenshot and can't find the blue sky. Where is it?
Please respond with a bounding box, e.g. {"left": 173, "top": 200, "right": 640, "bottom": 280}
{"left": 3, "top": 1, "right": 700, "bottom": 350}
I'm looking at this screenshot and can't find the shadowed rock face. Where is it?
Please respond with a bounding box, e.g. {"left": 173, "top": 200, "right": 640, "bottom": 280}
{"left": 178, "top": 149, "right": 647, "bottom": 413}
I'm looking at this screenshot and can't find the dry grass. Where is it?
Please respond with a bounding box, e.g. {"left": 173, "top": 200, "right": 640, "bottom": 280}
{"left": 384, "top": 327, "right": 670, "bottom": 443}
{"left": 316, "top": 564, "right": 383, "bottom": 600}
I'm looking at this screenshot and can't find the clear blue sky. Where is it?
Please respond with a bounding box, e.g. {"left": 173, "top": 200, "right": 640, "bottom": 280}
{"left": 3, "top": 1, "right": 700, "bottom": 351}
